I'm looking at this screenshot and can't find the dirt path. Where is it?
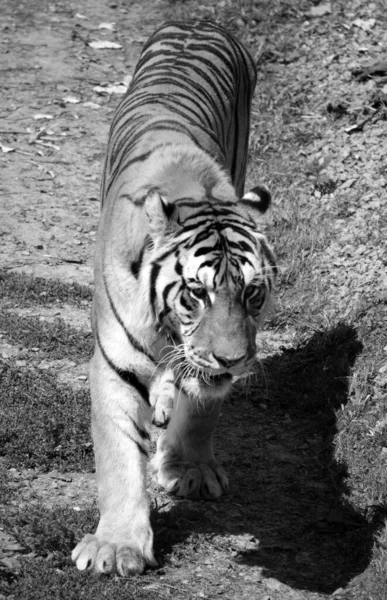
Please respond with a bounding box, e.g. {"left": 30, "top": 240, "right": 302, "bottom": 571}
{"left": 0, "top": 0, "right": 174, "bottom": 285}
{"left": 1, "top": 1, "right": 386, "bottom": 599}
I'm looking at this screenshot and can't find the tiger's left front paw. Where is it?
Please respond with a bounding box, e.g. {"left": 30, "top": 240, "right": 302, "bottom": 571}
{"left": 157, "top": 461, "right": 229, "bottom": 499}
{"left": 150, "top": 371, "right": 175, "bottom": 427}
{"left": 151, "top": 432, "right": 229, "bottom": 499}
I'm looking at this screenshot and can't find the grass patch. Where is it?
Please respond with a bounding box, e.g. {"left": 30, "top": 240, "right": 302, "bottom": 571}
{"left": 0, "top": 362, "right": 93, "bottom": 471}
{"left": 0, "top": 269, "right": 92, "bottom": 308}
{"left": 0, "top": 504, "right": 171, "bottom": 600}
{"left": 0, "top": 501, "right": 205, "bottom": 599}
{"left": 0, "top": 312, "right": 93, "bottom": 361}
{"left": 0, "top": 460, "right": 11, "bottom": 506}
{"left": 1, "top": 559, "right": 163, "bottom": 600}
{"left": 7, "top": 504, "right": 98, "bottom": 565}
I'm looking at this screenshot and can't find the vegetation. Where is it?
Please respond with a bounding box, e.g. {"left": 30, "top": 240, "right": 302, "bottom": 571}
{"left": 0, "top": 363, "right": 92, "bottom": 471}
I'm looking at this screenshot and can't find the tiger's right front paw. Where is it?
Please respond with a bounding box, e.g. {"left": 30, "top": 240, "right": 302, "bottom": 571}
{"left": 72, "top": 529, "right": 158, "bottom": 576}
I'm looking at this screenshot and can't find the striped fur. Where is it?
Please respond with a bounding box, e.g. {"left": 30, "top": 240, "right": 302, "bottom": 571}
{"left": 72, "top": 21, "right": 277, "bottom": 577}
{"left": 101, "top": 20, "right": 256, "bottom": 200}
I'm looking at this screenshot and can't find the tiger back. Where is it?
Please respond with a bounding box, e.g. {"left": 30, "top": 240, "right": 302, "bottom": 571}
{"left": 102, "top": 21, "right": 256, "bottom": 203}
{"left": 72, "top": 21, "right": 277, "bottom": 578}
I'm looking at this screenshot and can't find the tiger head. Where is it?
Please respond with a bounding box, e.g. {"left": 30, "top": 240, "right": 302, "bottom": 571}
{"left": 142, "top": 172, "right": 276, "bottom": 397}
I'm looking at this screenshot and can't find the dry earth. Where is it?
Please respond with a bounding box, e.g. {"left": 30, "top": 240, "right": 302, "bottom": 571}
{"left": 1, "top": 0, "right": 387, "bottom": 599}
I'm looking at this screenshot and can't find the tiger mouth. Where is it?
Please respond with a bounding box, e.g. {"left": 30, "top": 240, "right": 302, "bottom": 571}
{"left": 199, "top": 372, "right": 233, "bottom": 385}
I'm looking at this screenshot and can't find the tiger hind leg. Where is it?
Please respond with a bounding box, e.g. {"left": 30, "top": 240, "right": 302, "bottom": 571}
{"left": 150, "top": 369, "right": 175, "bottom": 427}
{"left": 151, "top": 388, "right": 229, "bottom": 499}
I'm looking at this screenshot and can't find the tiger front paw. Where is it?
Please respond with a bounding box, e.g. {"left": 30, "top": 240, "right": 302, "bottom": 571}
{"left": 151, "top": 432, "right": 229, "bottom": 499}
{"left": 151, "top": 392, "right": 174, "bottom": 426}
{"left": 150, "top": 370, "right": 175, "bottom": 427}
{"left": 72, "top": 526, "right": 158, "bottom": 576}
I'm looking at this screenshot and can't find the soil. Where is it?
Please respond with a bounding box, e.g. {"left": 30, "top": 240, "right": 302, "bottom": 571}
{"left": 1, "top": 1, "right": 386, "bottom": 599}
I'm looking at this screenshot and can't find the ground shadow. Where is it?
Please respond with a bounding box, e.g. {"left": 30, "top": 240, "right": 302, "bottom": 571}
{"left": 154, "top": 322, "right": 386, "bottom": 594}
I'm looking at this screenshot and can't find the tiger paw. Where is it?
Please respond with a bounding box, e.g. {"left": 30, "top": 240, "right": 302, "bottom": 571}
{"left": 151, "top": 433, "right": 229, "bottom": 499}
{"left": 151, "top": 392, "right": 174, "bottom": 427}
{"left": 156, "top": 460, "right": 229, "bottom": 499}
{"left": 72, "top": 530, "right": 158, "bottom": 576}
{"left": 150, "top": 371, "right": 175, "bottom": 427}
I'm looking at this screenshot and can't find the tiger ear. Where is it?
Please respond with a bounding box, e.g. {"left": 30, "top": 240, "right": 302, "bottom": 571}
{"left": 240, "top": 184, "right": 271, "bottom": 218}
{"left": 145, "top": 189, "right": 176, "bottom": 238}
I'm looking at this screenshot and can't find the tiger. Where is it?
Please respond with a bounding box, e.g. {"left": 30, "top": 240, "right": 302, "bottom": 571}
{"left": 72, "top": 20, "right": 277, "bottom": 576}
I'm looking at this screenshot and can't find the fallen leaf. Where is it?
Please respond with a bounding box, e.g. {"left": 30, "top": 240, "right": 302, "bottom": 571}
{"left": 0, "top": 556, "right": 21, "bottom": 572}
{"left": 33, "top": 114, "right": 54, "bottom": 120}
{"left": 345, "top": 111, "right": 378, "bottom": 133}
{"left": 3, "top": 542, "right": 25, "bottom": 552}
{"left": 89, "top": 40, "right": 122, "bottom": 49}
{"left": 35, "top": 141, "right": 61, "bottom": 151}
{"left": 82, "top": 101, "right": 101, "bottom": 109}
{"left": 0, "top": 143, "right": 15, "bottom": 153}
{"left": 63, "top": 95, "right": 81, "bottom": 104}
{"left": 98, "top": 22, "right": 116, "bottom": 31}
{"left": 309, "top": 2, "right": 331, "bottom": 17}
{"left": 340, "top": 178, "right": 357, "bottom": 189}
{"left": 352, "top": 18, "right": 376, "bottom": 31}
{"left": 353, "top": 60, "right": 387, "bottom": 81}
{"left": 93, "top": 77, "right": 131, "bottom": 95}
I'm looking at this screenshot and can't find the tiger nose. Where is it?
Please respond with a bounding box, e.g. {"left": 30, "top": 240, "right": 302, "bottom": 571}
{"left": 212, "top": 353, "right": 246, "bottom": 369}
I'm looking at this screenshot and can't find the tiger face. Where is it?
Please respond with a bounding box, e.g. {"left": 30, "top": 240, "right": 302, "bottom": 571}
{"left": 145, "top": 189, "right": 276, "bottom": 394}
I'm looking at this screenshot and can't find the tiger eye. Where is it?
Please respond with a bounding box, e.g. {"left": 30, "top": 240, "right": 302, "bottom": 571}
{"left": 190, "top": 286, "right": 209, "bottom": 304}
{"left": 244, "top": 283, "right": 266, "bottom": 312}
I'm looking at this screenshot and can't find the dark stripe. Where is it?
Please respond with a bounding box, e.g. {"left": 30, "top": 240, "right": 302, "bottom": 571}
{"left": 150, "top": 263, "right": 161, "bottom": 315}
{"left": 260, "top": 239, "right": 278, "bottom": 275}
{"left": 157, "top": 307, "right": 171, "bottom": 323}
{"left": 175, "top": 259, "right": 183, "bottom": 276}
{"left": 153, "top": 244, "right": 181, "bottom": 264}
{"left": 188, "top": 228, "right": 214, "bottom": 247}
{"left": 180, "top": 292, "right": 193, "bottom": 311}
{"left": 162, "top": 281, "right": 178, "bottom": 308}
{"left": 131, "top": 246, "right": 145, "bottom": 279}
{"left": 177, "top": 219, "right": 213, "bottom": 235}
{"left": 118, "top": 429, "right": 148, "bottom": 457}
{"left": 157, "top": 281, "right": 178, "bottom": 324}
{"left": 105, "top": 151, "right": 152, "bottom": 197}
{"left": 97, "top": 330, "right": 150, "bottom": 406}
{"left": 194, "top": 244, "right": 220, "bottom": 257}
{"left": 239, "top": 255, "right": 255, "bottom": 269}
{"left": 226, "top": 239, "right": 254, "bottom": 254}
{"left": 103, "top": 273, "right": 155, "bottom": 363}
{"left": 135, "top": 440, "right": 149, "bottom": 457}
{"left": 131, "top": 418, "right": 151, "bottom": 441}
{"left": 197, "top": 259, "right": 216, "bottom": 271}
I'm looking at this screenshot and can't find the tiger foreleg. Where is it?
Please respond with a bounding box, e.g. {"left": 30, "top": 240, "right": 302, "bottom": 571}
{"left": 150, "top": 368, "right": 176, "bottom": 426}
{"left": 72, "top": 345, "right": 158, "bottom": 575}
{"left": 151, "top": 388, "right": 229, "bottom": 499}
